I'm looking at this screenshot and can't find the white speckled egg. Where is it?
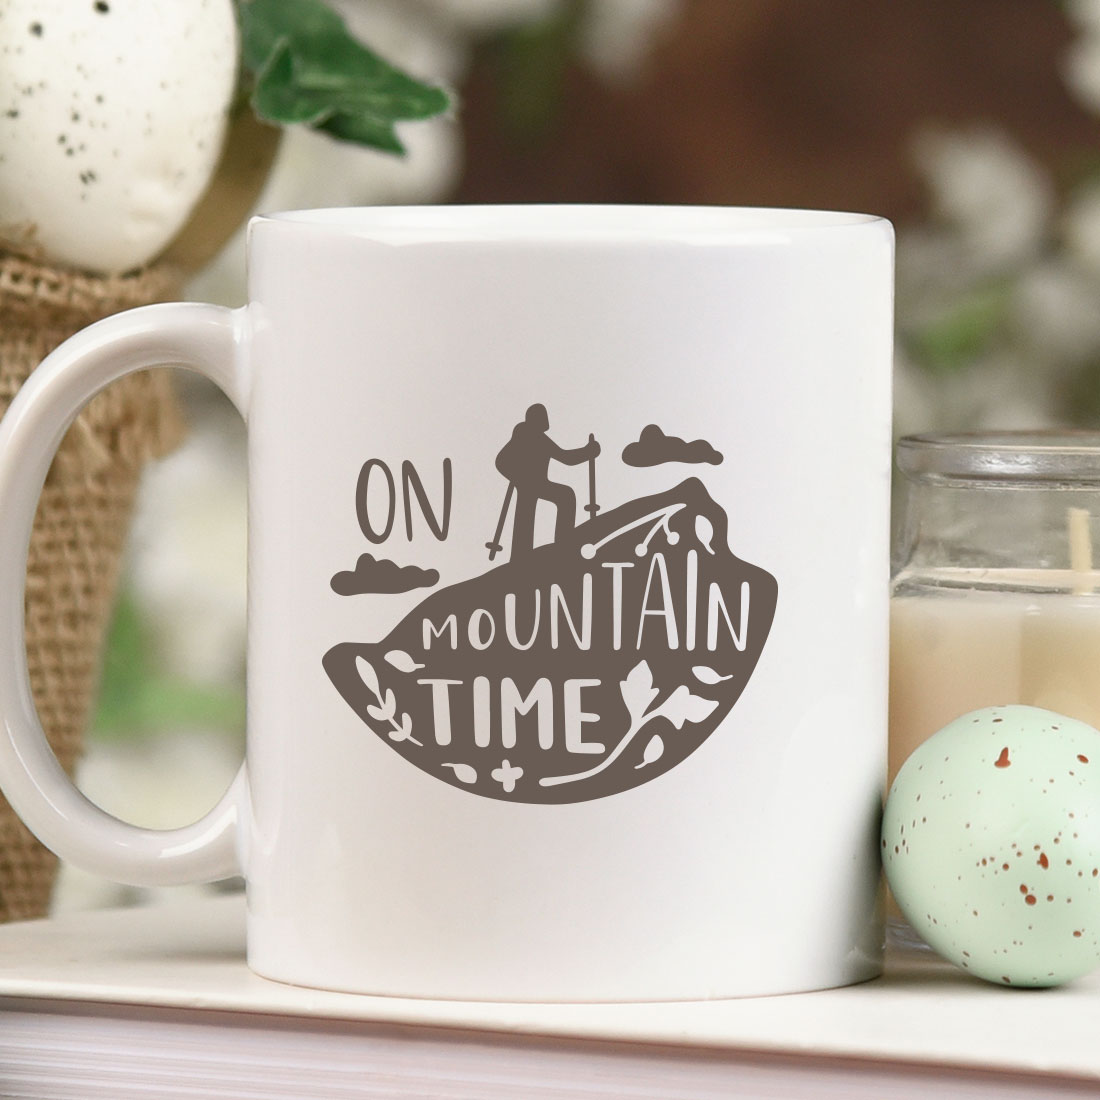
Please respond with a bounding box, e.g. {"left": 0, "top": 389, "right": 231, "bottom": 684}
{"left": 0, "top": 0, "right": 237, "bottom": 274}
{"left": 884, "top": 705, "right": 1100, "bottom": 987}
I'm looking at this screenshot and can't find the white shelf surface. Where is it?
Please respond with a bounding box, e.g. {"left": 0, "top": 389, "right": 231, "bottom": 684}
{"left": 0, "top": 896, "right": 1096, "bottom": 1082}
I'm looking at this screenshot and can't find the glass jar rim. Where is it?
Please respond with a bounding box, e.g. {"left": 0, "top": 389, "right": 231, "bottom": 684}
{"left": 897, "top": 430, "right": 1100, "bottom": 484}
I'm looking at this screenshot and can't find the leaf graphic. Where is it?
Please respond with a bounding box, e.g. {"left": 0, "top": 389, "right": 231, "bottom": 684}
{"left": 620, "top": 660, "right": 659, "bottom": 723}
{"left": 385, "top": 649, "right": 425, "bottom": 673}
{"left": 356, "top": 657, "right": 380, "bottom": 697}
{"left": 366, "top": 703, "right": 388, "bottom": 722}
{"left": 635, "top": 734, "right": 665, "bottom": 769}
{"left": 380, "top": 688, "right": 397, "bottom": 720}
{"left": 442, "top": 762, "right": 478, "bottom": 784}
{"left": 654, "top": 685, "right": 720, "bottom": 730}
{"left": 387, "top": 713, "right": 422, "bottom": 747}
{"left": 692, "top": 665, "right": 732, "bottom": 685}
{"left": 695, "top": 514, "right": 715, "bottom": 554}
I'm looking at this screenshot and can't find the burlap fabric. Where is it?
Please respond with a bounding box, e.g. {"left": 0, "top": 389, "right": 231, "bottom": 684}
{"left": 0, "top": 252, "right": 186, "bottom": 921}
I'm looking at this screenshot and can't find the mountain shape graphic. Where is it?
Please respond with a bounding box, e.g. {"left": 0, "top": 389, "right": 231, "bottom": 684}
{"left": 323, "top": 478, "right": 777, "bottom": 804}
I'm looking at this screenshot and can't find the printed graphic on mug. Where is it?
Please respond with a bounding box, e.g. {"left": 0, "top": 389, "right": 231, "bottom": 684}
{"left": 323, "top": 405, "right": 778, "bottom": 804}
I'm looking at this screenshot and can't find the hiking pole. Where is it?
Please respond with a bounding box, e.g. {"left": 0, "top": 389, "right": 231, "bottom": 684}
{"left": 486, "top": 482, "right": 515, "bottom": 561}
{"left": 585, "top": 433, "right": 599, "bottom": 519}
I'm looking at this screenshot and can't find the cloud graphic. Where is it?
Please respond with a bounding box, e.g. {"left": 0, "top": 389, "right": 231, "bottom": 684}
{"left": 622, "top": 424, "right": 723, "bottom": 467}
{"left": 331, "top": 554, "right": 440, "bottom": 596}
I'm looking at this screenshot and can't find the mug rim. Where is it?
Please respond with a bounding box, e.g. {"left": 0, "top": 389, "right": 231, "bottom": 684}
{"left": 249, "top": 204, "right": 889, "bottom": 243}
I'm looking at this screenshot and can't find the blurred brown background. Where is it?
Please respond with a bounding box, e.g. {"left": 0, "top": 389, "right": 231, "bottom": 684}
{"left": 456, "top": 0, "right": 1093, "bottom": 218}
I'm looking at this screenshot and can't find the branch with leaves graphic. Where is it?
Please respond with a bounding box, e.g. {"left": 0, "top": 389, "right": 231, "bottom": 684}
{"left": 540, "top": 660, "right": 721, "bottom": 788}
{"left": 355, "top": 657, "right": 421, "bottom": 747}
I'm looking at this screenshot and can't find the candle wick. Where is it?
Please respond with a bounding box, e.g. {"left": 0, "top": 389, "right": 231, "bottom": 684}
{"left": 1068, "top": 506, "right": 1093, "bottom": 594}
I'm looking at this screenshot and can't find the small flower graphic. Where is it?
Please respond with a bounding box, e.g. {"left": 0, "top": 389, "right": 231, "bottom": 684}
{"left": 491, "top": 759, "right": 524, "bottom": 793}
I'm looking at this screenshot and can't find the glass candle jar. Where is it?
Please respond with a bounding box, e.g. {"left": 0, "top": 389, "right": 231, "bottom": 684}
{"left": 890, "top": 431, "right": 1100, "bottom": 787}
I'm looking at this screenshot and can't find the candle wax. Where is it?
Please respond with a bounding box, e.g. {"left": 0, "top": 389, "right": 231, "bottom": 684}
{"left": 889, "top": 585, "right": 1100, "bottom": 788}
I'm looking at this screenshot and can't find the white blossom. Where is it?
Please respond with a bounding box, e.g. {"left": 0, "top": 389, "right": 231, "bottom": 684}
{"left": 1064, "top": 33, "right": 1100, "bottom": 112}
{"left": 579, "top": 0, "right": 680, "bottom": 82}
{"left": 923, "top": 354, "right": 1059, "bottom": 434}
{"left": 1063, "top": 0, "right": 1100, "bottom": 113}
{"left": 1012, "top": 259, "right": 1100, "bottom": 365}
{"left": 126, "top": 412, "right": 247, "bottom": 687}
{"left": 1063, "top": 185, "right": 1100, "bottom": 275}
{"left": 53, "top": 730, "right": 241, "bottom": 913}
{"left": 892, "top": 349, "right": 940, "bottom": 440}
{"left": 911, "top": 128, "right": 1052, "bottom": 276}
{"left": 1065, "top": 0, "right": 1100, "bottom": 31}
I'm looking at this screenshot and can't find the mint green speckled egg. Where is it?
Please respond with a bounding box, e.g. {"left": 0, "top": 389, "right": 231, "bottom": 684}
{"left": 883, "top": 705, "right": 1100, "bottom": 987}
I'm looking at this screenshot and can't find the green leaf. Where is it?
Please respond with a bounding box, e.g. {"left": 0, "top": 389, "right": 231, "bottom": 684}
{"left": 238, "top": 0, "right": 346, "bottom": 73}
{"left": 902, "top": 281, "right": 1013, "bottom": 376}
{"left": 92, "top": 592, "right": 245, "bottom": 743}
{"left": 493, "top": 0, "right": 586, "bottom": 140}
{"left": 237, "top": 0, "right": 451, "bottom": 155}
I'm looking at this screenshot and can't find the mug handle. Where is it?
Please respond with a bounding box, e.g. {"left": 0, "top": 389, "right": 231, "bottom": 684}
{"left": 0, "top": 301, "right": 247, "bottom": 886}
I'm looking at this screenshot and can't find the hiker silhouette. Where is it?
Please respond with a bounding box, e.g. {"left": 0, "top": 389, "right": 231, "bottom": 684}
{"left": 494, "top": 404, "right": 600, "bottom": 557}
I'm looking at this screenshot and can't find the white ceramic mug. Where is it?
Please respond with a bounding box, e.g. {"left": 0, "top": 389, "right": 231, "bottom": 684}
{"left": 0, "top": 206, "right": 893, "bottom": 1000}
